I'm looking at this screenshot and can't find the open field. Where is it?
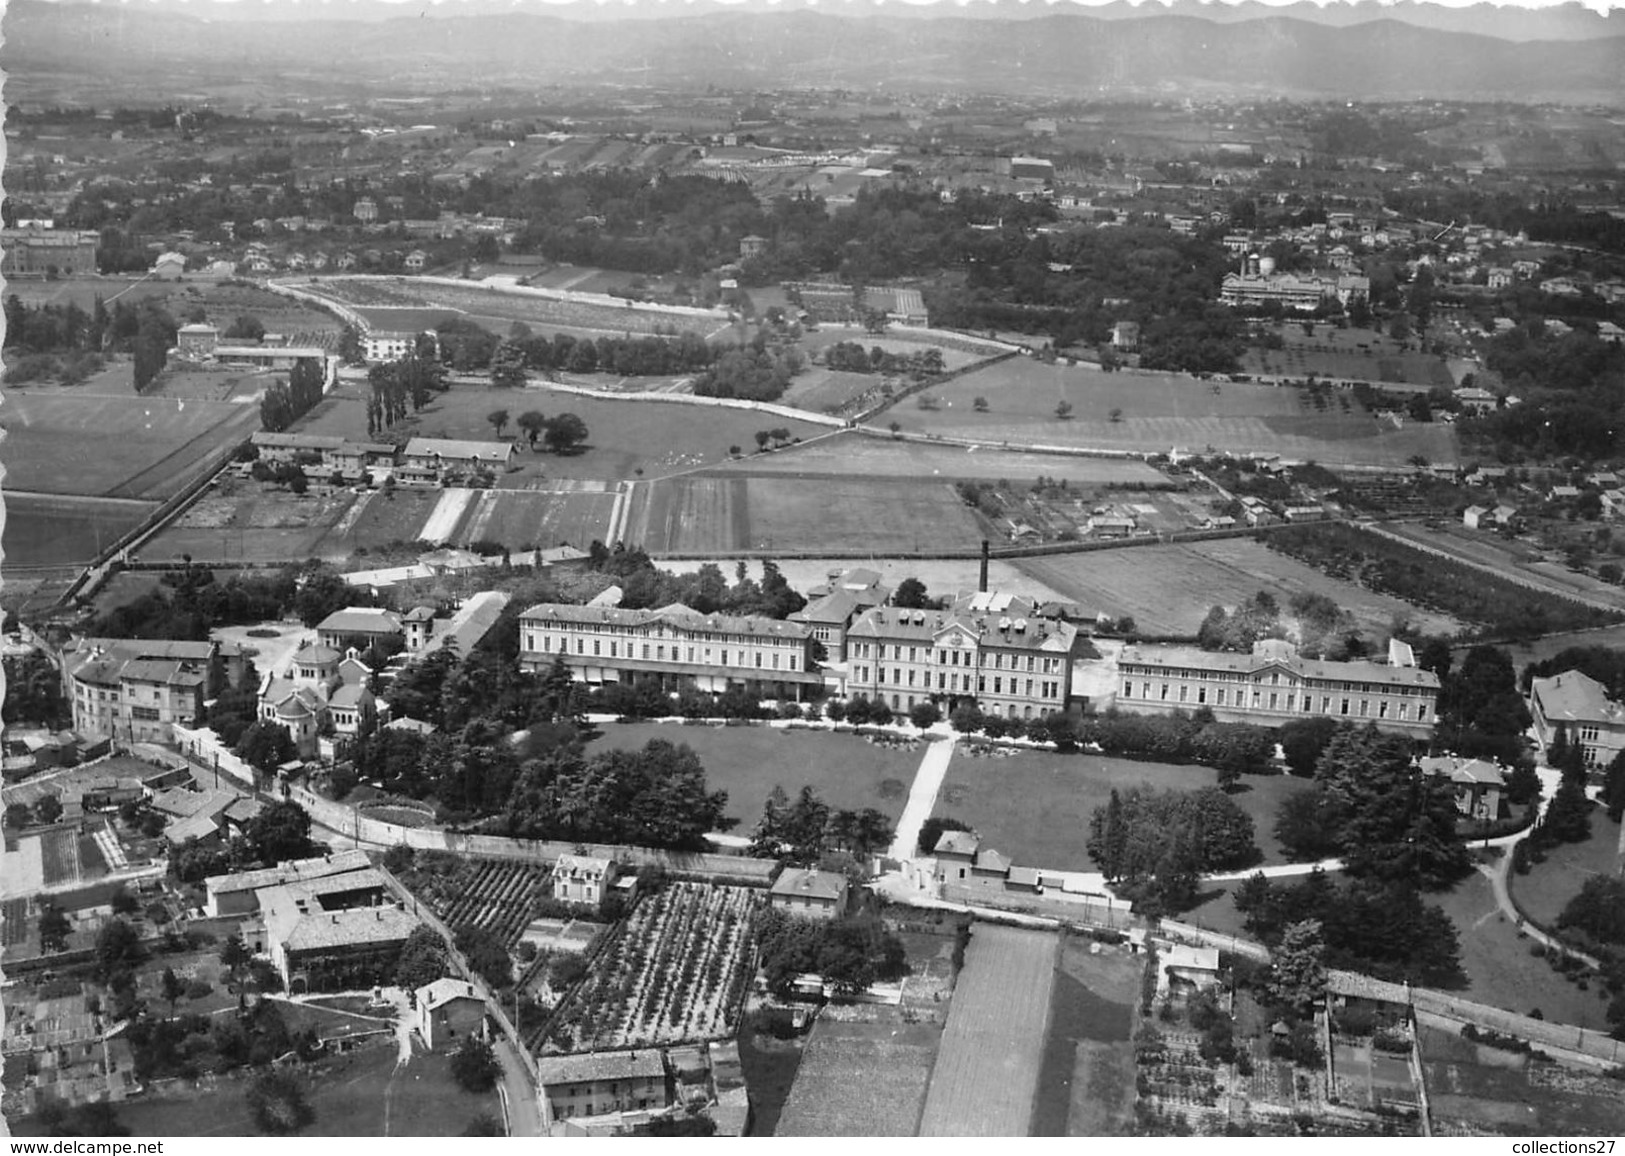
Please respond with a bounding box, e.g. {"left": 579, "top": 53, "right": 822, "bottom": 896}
{"left": 6, "top": 279, "right": 344, "bottom": 341}
{"left": 113, "top": 1041, "right": 500, "bottom": 1137}
{"left": 1012, "top": 538, "right": 1462, "bottom": 638}
{"left": 585, "top": 723, "right": 920, "bottom": 829}
{"left": 774, "top": 1018, "right": 942, "bottom": 1136}
{"left": 933, "top": 749, "right": 1313, "bottom": 872}
{"left": 918, "top": 922, "right": 1056, "bottom": 1136}
{"left": 659, "top": 557, "right": 1068, "bottom": 608}
{"left": 623, "top": 475, "right": 985, "bottom": 555}
{"left": 294, "top": 381, "right": 828, "bottom": 483}
{"left": 876, "top": 358, "right": 1460, "bottom": 468}
{"left": 2, "top": 493, "right": 154, "bottom": 570}
{"left": 777, "top": 368, "right": 882, "bottom": 415}
{"left": 1508, "top": 817, "right": 1624, "bottom": 929}
{"left": 1242, "top": 322, "right": 1455, "bottom": 389}
{"left": 1033, "top": 934, "right": 1140, "bottom": 1136}
{"left": 1, "top": 384, "right": 261, "bottom": 500}
{"left": 704, "top": 430, "right": 1173, "bottom": 486}
{"left": 798, "top": 326, "right": 1001, "bottom": 373}
{"left": 1433, "top": 867, "right": 1611, "bottom": 1032}
{"left": 1486, "top": 624, "right": 1625, "bottom": 670}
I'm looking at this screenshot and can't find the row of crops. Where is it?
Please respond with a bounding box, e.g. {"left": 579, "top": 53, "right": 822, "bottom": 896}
{"left": 401, "top": 856, "right": 552, "bottom": 950}
{"left": 535, "top": 882, "right": 762, "bottom": 1055}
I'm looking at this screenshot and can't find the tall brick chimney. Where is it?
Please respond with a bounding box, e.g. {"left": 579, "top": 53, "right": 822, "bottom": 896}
{"left": 978, "top": 539, "right": 990, "bottom": 594}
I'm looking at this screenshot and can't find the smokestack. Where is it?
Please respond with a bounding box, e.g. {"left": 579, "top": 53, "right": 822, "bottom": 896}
{"left": 979, "top": 540, "right": 990, "bottom": 594}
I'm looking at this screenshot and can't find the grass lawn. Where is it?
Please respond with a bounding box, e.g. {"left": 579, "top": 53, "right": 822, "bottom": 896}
{"left": 1032, "top": 934, "right": 1139, "bottom": 1136}
{"left": 115, "top": 1040, "right": 499, "bottom": 1137}
{"left": 585, "top": 722, "right": 923, "bottom": 828}
{"left": 3, "top": 493, "right": 154, "bottom": 569}
{"left": 932, "top": 749, "right": 1314, "bottom": 873}
{"left": 738, "top": 1026, "right": 806, "bottom": 1137}
{"left": 293, "top": 382, "right": 830, "bottom": 483}
{"left": 1435, "top": 863, "right": 1612, "bottom": 1031}
{"left": 1509, "top": 817, "right": 1625, "bottom": 928}
{"left": 1241, "top": 321, "right": 1454, "bottom": 389}
{"left": 876, "top": 357, "right": 1459, "bottom": 468}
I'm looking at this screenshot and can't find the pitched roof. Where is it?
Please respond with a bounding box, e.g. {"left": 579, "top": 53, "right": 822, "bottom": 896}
{"left": 769, "top": 868, "right": 847, "bottom": 903}
{"left": 165, "top": 812, "right": 226, "bottom": 845}
{"left": 150, "top": 786, "right": 240, "bottom": 820}
{"left": 933, "top": 829, "right": 980, "bottom": 857}
{"left": 1418, "top": 756, "right": 1504, "bottom": 787}
{"left": 973, "top": 848, "right": 1012, "bottom": 874}
{"left": 403, "top": 437, "right": 516, "bottom": 461}
{"left": 317, "top": 608, "right": 403, "bottom": 636}
{"left": 1531, "top": 670, "right": 1625, "bottom": 727}
{"left": 537, "top": 1050, "right": 666, "bottom": 1087}
{"left": 417, "top": 977, "right": 482, "bottom": 1011}
{"left": 555, "top": 853, "right": 615, "bottom": 877}
{"left": 205, "top": 849, "right": 373, "bottom": 897}
{"left": 520, "top": 601, "right": 812, "bottom": 641}
{"left": 1117, "top": 640, "right": 1440, "bottom": 691}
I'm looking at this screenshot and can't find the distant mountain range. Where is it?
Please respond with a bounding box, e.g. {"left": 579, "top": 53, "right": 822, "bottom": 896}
{"left": 6, "top": 0, "right": 1624, "bottom": 103}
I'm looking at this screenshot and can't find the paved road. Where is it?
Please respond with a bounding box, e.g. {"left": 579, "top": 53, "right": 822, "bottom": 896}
{"left": 888, "top": 734, "right": 957, "bottom": 862}
{"left": 493, "top": 1034, "right": 543, "bottom": 1136}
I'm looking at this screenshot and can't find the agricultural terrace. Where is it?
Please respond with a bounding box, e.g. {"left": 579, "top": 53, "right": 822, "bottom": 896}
{"left": 622, "top": 476, "right": 984, "bottom": 555}
{"left": 704, "top": 429, "right": 1172, "bottom": 486}
{"left": 932, "top": 749, "right": 1316, "bottom": 873}
{"left": 1, "top": 383, "right": 262, "bottom": 499}
{"left": 1242, "top": 321, "right": 1456, "bottom": 390}
{"left": 535, "top": 882, "right": 759, "bottom": 1053}
{"left": 1417, "top": 1026, "right": 1625, "bottom": 1134}
{"left": 291, "top": 381, "right": 829, "bottom": 482}
{"left": 585, "top": 723, "right": 919, "bottom": 830}
{"left": 1033, "top": 933, "right": 1141, "bottom": 1136}
{"left": 294, "top": 277, "right": 735, "bottom": 341}
{"left": 1014, "top": 538, "right": 1462, "bottom": 638}
{"left": 1432, "top": 870, "right": 1611, "bottom": 1032}
{"left": 394, "top": 856, "right": 551, "bottom": 950}
{"left": 880, "top": 358, "right": 1460, "bottom": 469}
{"left": 918, "top": 923, "right": 1056, "bottom": 1137}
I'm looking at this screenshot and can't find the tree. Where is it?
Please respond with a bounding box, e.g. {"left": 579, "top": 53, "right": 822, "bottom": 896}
{"left": 236, "top": 719, "right": 297, "bottom": 781}
{"left": 516, "top": 410, "right": 547, "bottom": 447}
{"left": 490, "top": 340, "right": 527, "bottom": 388}
{"left": 909, "top": 701, "right": 941, "bottom": 730}
{"left": 395, "top": 926, "right": 451, "bottom": 989}
{"left": 38, "top": 906, "right": 71, "bottom": 953}
{"left": 893, "top": 577, "right": 934, "bottom": 609}
{"left": 33, "top": 795, "right": 63, "bottom": 825}
{"left": 161, "top": 967, "right": 186, "bottom": 1019}
{"left": 94, "top": 918, "right": 144, "bottom": 983}
{"left": 486, "top": 408, "right": 510, "bottom": 439}
{"left": 247, "top": 1069, "right": 315, "bottom": 1135}
{"left": 1055, "top": 399, "right": 1074, "bottom": 420}
{"left": 243, "top": 800, "right": 314, "bottom": 864}
{"left": 973, "top": 396, "right": 989, "bottom": 412}
{"left": 1273, "top": 786, "right": 1347, "bottom": 862}
{"left": 450, "top": 1035, "right": 501, "bottom": 1092}
{"left": 454, "top": 924, "right": 513, "bottom": 989}
{"left": 463, "top": 1114, "right": 505, "bottom": 1137}
{"left": 110, "top": 885, "right": 139, "bottom": 916}
{"left": 1108, "top": 406, "right": 1123, "bottom": 423}
{"left": 1279, "top": 717, "right": 1342, "bottom": 778}
{"left": 543, "top": 412, "right": 589, "bottom": 454}
{"left": 4, "top": 802, "right": 32, "bottom": 830}
{"left": 1267, "top": 919, "right": 1327, "bottom": 1014}
{"left": 224, "top": 314, "right": 266, "bottom": 342}
{"left": 220, "top": 934, "right": 250, "bottom": 986}
{"left": 1603, "top": 750, "right": 1625, "bottom": 822}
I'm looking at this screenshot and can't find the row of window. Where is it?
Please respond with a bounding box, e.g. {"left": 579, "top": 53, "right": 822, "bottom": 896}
{"left": 1120, "top": 665, "right": 1429, "bottom": 697}
{"left": 856, "top": 669, "right": 1062, "bottom": 700}
{"left": 525, "top": 623, "right": 801, "bottom": 647}
{"left": 850, "top": 641, "right": 1060, "bottom": 674}
{"left": 531, "top": 634, "right": 800, "bottom": 672}
{"left": 1122, "top": 680, "right": 1429, "bottom": 721}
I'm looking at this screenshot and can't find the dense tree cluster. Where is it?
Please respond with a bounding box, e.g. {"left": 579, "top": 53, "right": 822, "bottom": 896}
{"left": 367, "top": 350, "right": 446, "bottom": 434}
{"left": 747, "top": 785, "right": 895, "bottom": 864}
{"left": 588, "top": 548, "right": 807, "bottom": 619}
{"left": 3, "top": 649, "right": 68, "bottom": 727}
{"left": 88, "top": 563, "right": 363, "bottom": 641}
{"left": 1078, "top": 709, "right": 1276, "bottom": 787}
{"left": 821, "top": 341, "right": 945, "bottom": 379}
{"left": 755, "top": 907, "right": 906, "bottom": 998}
{"left": 258, "top": 358, "right": 327, "bottom": 433}
{"left": 1086, "top": 786, "right": 1260, "bottom": 915}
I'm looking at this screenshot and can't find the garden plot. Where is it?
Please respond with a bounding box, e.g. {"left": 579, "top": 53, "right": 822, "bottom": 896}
{"left": 537, "top": 882, "right": 760, "bottom": 1053}
{"left": 397, "top": 857, "right": 551, "bottom": 950}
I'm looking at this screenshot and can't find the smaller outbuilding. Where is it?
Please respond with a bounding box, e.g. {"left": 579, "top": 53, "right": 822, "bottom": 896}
{"left": 415, "top": 978, "right": 486, "bottom": 1050}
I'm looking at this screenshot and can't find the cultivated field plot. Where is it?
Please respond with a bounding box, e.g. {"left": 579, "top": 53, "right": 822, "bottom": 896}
{"left": 704, "top": 430, "right": 1172, "bottom": 486}
{"left": 624, "top": 475, "right": 985, "bottom": 555}
{"left": 2, "top": 493, "right": 153, "bottom": 570}
{"left": 435, "top": 487, "right": 619, "bottom": 551}
{"left": 397, "top": 857, "right": 551, "bottom": 950}
{"left": 292, "top": 383, "right": 827, "bottom": 483}
{"left": 918, "top": 922, "right": 1057, "bottom": 1136}
{"left": 774, "top": 1019, "right": 942, "bottom": 1136}
{"left": 1, "top": 387, "right": 261, "bottom": 499}
{"left": 1012, "top": 538, "right": 1463, "bottom": 638}
{"left": 298, "top": 277, "right": 731, "bottom": 339}
{"left": 778, "top": 367, "right": 882, "bottom": 415}
{"left": 881, "top": 359, "right": 1460, "bottom": 468}
{"left": 1418, "top": 1027, "right": 1625, "bottom": 1135}
{"left": 585, "top": 723, "right": 919, "bottom": 829}
{"left": 933, "top": 749, "right": 1314, "bottom": 873}
{"left": 1382, "top": 522, "right": 1625, "bottom": 610}
{"left": 1033, "top": 934, "right": 1140, "bottom": 1136}
{"left": 537, "top": 882, "right": 760, "bottom": 1053}
{"left": 1242, "top": 323, "right": 1455, "bottom": 389}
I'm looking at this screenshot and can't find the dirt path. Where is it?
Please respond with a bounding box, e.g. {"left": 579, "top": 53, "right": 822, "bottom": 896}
{"left": 889, "top": 735, "right": 956, "bottom": 862}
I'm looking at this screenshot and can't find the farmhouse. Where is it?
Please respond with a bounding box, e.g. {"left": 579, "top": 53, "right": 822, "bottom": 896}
{"left": 1528, "top": 669, "right": 1625, "bottom": 770}
{"left": 538, "top": 1050, "right": 669, "bottom": 1124}
{"left": 252, "top": 868, "right": 420, "bottom": 992}
{"left": 519, "top": 602, "right": 821, "bottom": 700}
{"left": 66, "top": 638, "right": 245, "bottom": 745}
{"left": 203, "top": 849, "right": 373, "bottom": 917}
{"left": 844, "top": 593, "right": 1084, "bottom": 720}
{"left": 1418, "top": 755, "right": 1504, "bottom": 821}
{"left": 768, "top": 868, "right": 850, "bottom": 921}
{"left": 402, "top": 438, "right": 517, "bottom": 477}
{"left": 552, "top": 853, "right": 620, "bottom": 906}
{"left": 415, "top": 978, "right": 486, "bottom": 1050}
{"left": 1114, "top": 638, "right": 1439, "bottom": 736}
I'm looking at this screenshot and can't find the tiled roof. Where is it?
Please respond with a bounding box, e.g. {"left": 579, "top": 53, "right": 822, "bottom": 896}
{"left": 403, "top": 437, "right": 516, "bottom": 461}
{"left": 934, "top": 830, "right": 980, "bottom": 857}
{"left": 317, "top": 608, "right": 403, "bottom": 637}
{"left": 417, "top": 978, "right": 482, "bottom": 1011}
{"left": 1118, "top": 641, "right": 1439, "bottom": 690}
{"left": 205, "top": 850, "right": 373, "bottom": 897}
{"left": 850, "top": 604, "right": 1077, "bottom": 654}
{"left": 1531, "top": 670, "right": 1625, "bottom": 727}
{"left": 150, "top": 787, "right": 239, "bottom": 820}
{"left": 769, "top": 868, "right": 847, "bottom": 903}
{"left": 281, "top": 904, "right": 421, "bottom": 952}
{"left": 521, "top": 601, "right": 812, "bottom": 641}
{"left": 556, "top": 853, "right": 615, "bottom": 877}
{"left": 973, "top": 848, "right": 1012, "bottom": 874}
{"left": 537, "top": 1050, "right": 666, "bottom": 1087}
{"left": 1419, "top": 756, "right": 1504, "bottom": 787}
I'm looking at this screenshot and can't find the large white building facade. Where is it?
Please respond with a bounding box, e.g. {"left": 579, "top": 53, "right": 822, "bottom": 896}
{"left": 1113, "top": 639, "right": 1440, "bottom": 736}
